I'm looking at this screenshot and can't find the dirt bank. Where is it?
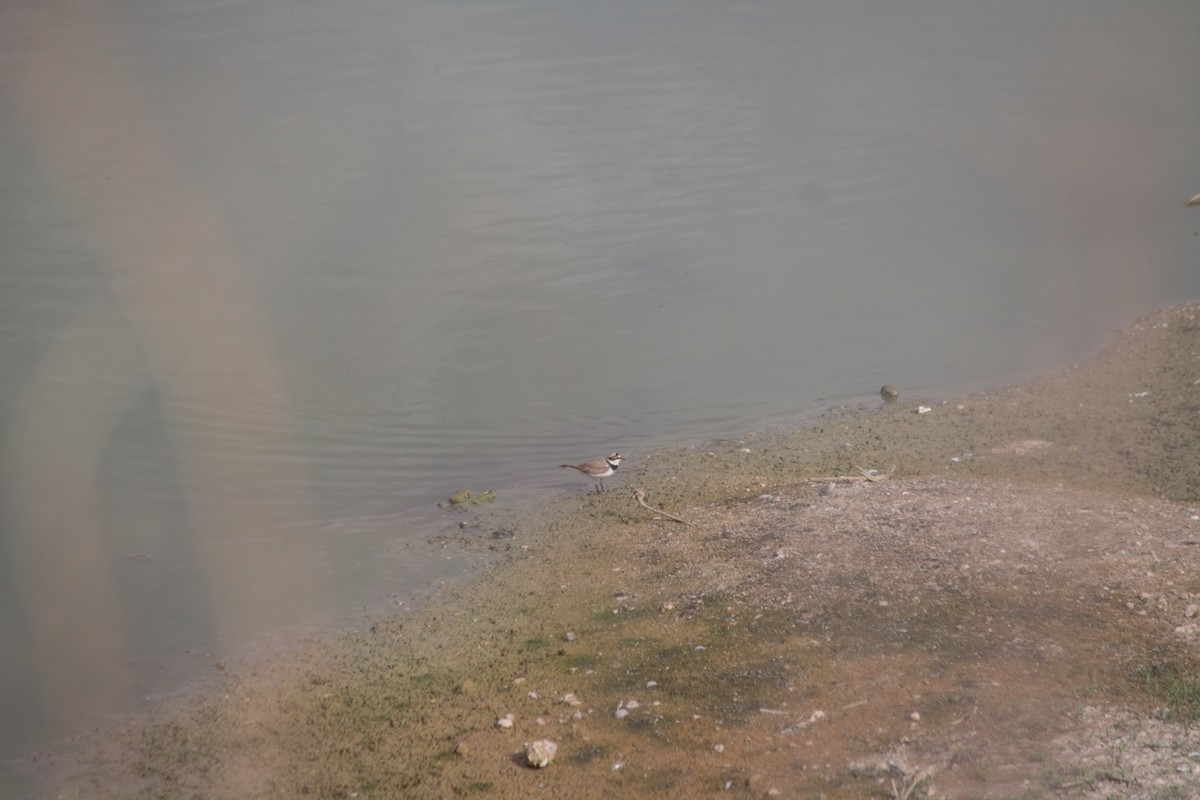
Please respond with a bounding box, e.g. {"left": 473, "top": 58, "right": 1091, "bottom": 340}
{"left": 31, "top": 304, "right": 1200, "bottom": 798}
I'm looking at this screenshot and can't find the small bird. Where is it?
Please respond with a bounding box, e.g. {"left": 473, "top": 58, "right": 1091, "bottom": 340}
{"left": 560, "top": 452, "right": 622, "bottom": 493}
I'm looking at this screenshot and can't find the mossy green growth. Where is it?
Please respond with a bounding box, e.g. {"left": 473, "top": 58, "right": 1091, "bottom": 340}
{"left": 439, "top": 489, "right": 498, "bottom": 509}
{"left": 1132, "top": 660, "right": 1200, "bottom": 722}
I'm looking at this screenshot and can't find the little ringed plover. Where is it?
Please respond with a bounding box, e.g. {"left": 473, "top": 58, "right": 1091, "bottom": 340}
{"left": 560, "top": 452, "right": 621, "bottom": 493}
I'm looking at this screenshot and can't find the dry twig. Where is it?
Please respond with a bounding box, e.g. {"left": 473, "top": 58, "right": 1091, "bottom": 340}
{"left": 633, "top": 488, "right": 686, "bottom": 524}
{"left": 808, "top": 464, "right": 896, "bottom": 484}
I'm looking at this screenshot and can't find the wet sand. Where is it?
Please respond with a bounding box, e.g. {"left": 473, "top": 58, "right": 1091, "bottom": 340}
{"left": 27, "top": 304, "right": 1200, "bottom": 798}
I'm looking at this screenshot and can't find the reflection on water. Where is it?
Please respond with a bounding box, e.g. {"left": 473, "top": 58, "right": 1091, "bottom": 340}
{"left": 1, "top": 0, "right": 1198, "bottom": 767}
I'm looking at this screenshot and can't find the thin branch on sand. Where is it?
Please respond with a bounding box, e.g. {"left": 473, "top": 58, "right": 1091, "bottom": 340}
{"left": 633, "top": 488, "right": 686, "bottom": 524}
{"left": 807, "top": 464, "right": 896, "bottom": 484}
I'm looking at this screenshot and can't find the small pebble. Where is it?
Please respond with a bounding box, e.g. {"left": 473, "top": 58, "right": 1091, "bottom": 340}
{"left": 524, "top": 739, "right": 557, "bottom": 768}
{"left": 564, "top": 631, "right": 576, "bottom": 642}
{"left": 497, "top": 713, "right": 514, "bottom": 729}
{"left": 714, "top": 744, "right": 725, "bottom": 753}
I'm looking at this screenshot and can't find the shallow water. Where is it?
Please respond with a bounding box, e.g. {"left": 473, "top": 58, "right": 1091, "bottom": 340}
{"left": 2, "top": 0, "right": 1199, "bottom": 765}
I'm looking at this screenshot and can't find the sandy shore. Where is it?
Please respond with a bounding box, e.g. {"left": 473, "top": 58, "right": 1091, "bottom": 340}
{"left": 26, "top": 304, "right": 1200, "bottom": 799}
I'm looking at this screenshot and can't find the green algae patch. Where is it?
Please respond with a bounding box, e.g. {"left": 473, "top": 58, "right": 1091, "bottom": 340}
{"left": 440, "top": 489, "right": 499, "bottom": 509}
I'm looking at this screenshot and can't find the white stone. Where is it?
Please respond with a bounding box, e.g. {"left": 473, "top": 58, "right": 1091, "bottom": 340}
{"left": 524, "top": 739, "right": 557, "bottom": 768}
